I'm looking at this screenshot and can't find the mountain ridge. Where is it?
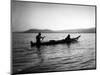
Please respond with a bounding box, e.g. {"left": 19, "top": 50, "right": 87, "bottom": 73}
{"left": 14, "top": 27, "right": 96, "bottom": 33}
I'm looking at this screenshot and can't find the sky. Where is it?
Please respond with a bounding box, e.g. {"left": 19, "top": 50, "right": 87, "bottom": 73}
{"left": 11, "top": 1, "right": 96, "bottom": 32}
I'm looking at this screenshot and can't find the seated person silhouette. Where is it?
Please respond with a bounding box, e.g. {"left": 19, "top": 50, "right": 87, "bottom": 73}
{"left": 65, "top": 34, "right": 71, "bottom": 40}
{"left": 36, "top": 32, "right": 45, "bottom": 45}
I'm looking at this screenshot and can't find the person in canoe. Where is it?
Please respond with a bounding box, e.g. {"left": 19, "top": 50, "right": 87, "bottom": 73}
{"left": 65, "top": 34, "right": 71, "bottom": 40}
{"left": 36, "top": 32, "right": 45, "bottom": 45}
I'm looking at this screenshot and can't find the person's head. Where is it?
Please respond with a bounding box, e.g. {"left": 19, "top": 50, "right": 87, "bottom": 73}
{"left": 38, "top": 32, "right": 41, "bottom": 35}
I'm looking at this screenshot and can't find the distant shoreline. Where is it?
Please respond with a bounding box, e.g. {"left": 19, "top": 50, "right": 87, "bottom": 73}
{"left": 13, "top": 27, "right": 96, "bottom": 33}
{"left": 13, "top": 31, "right": 96, "bottom": 33}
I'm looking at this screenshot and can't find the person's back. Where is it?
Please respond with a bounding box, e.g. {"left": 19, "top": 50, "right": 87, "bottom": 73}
{"left": 36, "top": 33, "right": 41, "bottom": 44}
{"left": 65, "top": 34, "right": 70, "bottom": 40}
{"left": 67, "top": 34, "right": 70, "bottom": 39}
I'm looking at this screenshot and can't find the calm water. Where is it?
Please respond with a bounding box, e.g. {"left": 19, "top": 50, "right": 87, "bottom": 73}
{"left": 12, "top": 33, "right": 96, "bottom": 74}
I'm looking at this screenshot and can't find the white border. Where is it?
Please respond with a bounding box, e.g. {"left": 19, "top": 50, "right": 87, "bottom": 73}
{"left": 0, "top": 0, "right": 99, "bottom": 75}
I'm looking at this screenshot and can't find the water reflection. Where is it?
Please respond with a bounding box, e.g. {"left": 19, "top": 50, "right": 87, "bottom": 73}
{"left": 66, "top": 43, "right": 71, "bottom": 48}
{"left": 36, "top": 45, "right": 44, "bottom": 64}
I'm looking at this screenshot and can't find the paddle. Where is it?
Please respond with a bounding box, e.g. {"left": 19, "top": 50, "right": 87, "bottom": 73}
{"left": 41, "top": 36, "right": 45, "bottom": 40}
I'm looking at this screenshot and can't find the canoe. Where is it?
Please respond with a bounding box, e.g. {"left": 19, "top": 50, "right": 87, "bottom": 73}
{"left": 30, "top": 35, "right": 81, "bottom": 47}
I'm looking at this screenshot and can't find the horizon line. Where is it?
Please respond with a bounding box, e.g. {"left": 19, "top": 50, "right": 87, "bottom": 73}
{"left": 13, "top": 27, "right": 96, "bottom": 32}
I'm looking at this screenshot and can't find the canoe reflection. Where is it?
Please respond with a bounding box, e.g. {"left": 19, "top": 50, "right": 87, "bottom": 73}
{"left": 36, "top": 45, "right": 44, "bottom": 64}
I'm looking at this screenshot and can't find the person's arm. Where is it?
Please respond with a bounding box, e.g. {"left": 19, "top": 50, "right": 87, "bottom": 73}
{"left": 41, "top": 36, "right": 45, "bottom": 40}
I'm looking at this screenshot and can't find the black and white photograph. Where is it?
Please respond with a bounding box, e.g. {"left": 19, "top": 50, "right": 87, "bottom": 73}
{"left": 11, "top": 0, "right": 96, "bottom": 74}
